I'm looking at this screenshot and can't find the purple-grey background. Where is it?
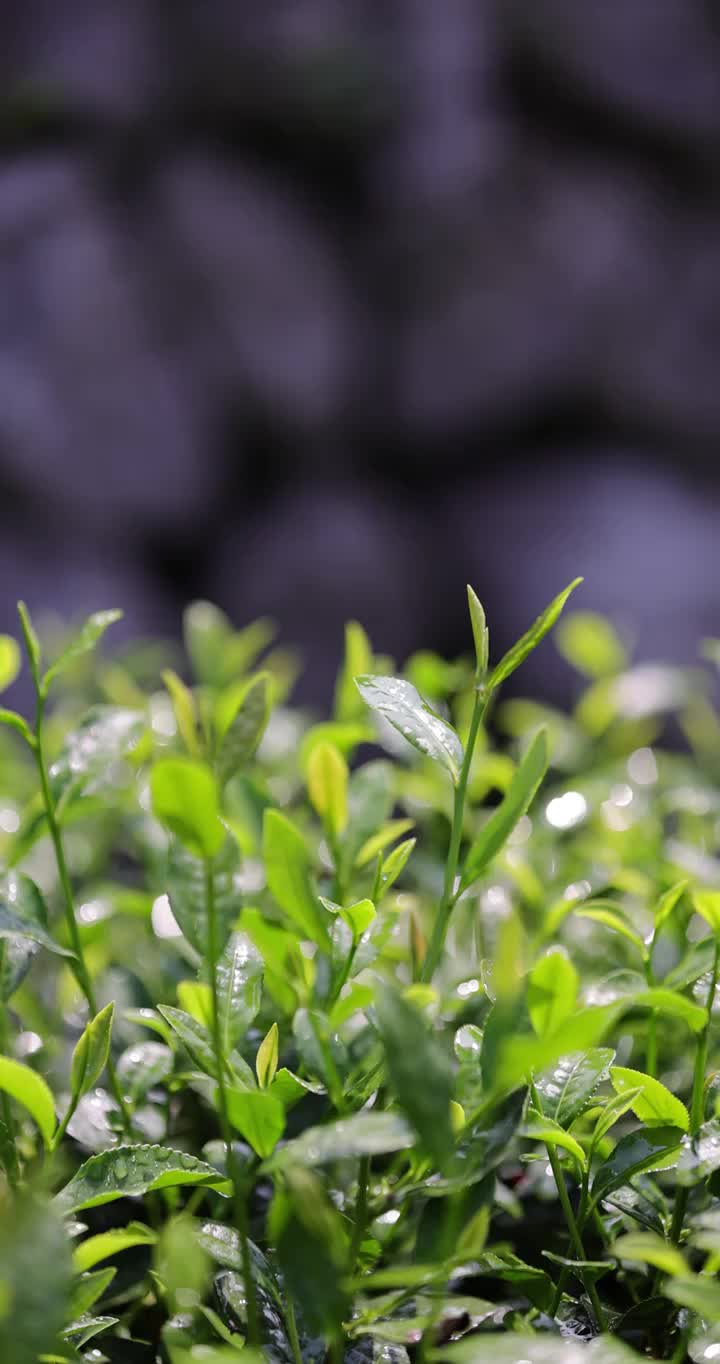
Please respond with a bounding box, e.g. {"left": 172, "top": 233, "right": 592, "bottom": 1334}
{"left": 2, "top": 1, "right": 720, "bottom": 704}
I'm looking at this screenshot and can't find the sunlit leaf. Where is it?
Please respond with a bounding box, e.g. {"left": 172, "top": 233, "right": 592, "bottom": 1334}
{"left": 151, "top": 758, "right": 225, "bottom": 859}
{"left": 487, "top": 578, "right": 583, "bottom": 691}
{"left": 0, "top": 1055, "right": 55, "bottom": 1146}
{"left": 355, "top": 675, "right": 464, "bottom": 783}
{"left": 461, "top": 729, "right": 548, "bottom": 890}
{"left": 43, "top": 610, "right": 123, "bottom": 689}
{"left": 610, "top": 1066, "right": 689, "bottom": 1133}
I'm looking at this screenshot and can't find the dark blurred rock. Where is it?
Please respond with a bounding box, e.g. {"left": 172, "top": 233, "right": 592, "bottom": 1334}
{"left": 210, "top": 483, "right": 425, "bottom": 706}
{"left": 150, "top": 156, "right": 355, "bottom": 434}
{"left": 501, "top": 0, "right": 720, "bottom": 148}
{"left": 0, "top": 0, "right": 165, "bottom": 123}
{"left": 0, "top": 156, "right": 213, "bottom": 534}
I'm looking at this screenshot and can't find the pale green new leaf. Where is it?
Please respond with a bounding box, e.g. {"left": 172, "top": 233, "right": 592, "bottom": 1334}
{"left": 43, "top": 610, "right": 123, "bottom": 690}
{"left": 461, "top": 729, "right": 548, "bottom": 890}
{"left": 610, "top": 1066, "right": 689, "bottom": 1132}
{"left": 0, "top": 1055, "right": 55, "bottom": 1146}
{"left": 487, "top": 578, "right": 583, "bottom": 691}
{"left": 355, "top": 674, "right": 464, "bottom": 783}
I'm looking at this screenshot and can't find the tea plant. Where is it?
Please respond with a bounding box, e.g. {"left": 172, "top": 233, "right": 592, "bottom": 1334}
{"left": 1, "top": 584, "right": 720, "bottom": 1363}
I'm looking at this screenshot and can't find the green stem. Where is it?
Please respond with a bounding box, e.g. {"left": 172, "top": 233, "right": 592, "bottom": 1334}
{"left": 284, "top": 1292, "right": 303, "bottom": 1364}
{"left": 32, "top": 696, "right": 134, "bottom": 1138}
{"left": 0, "top": 944, "right": 19, "bottom": 1189}
{"left": 350, "top": 1155, "right": 370, "bottom": 1271}
{"left": 421, "top": 690, "right": 486, "bottom": 982}
{"left": 646, "top": 1013, "right": 658, "bottom": 1080}
{"left": 50, "top": 1095, "right": 78, "bottom": 1153}
{"left": 546, "top": 1143, "right": 607, "bottom": 1332}
{"left": 667, "top": 941, "right": 719, "bottom": 1254}
{"left": 205, "top": 859, "right": 260, "bottom": 1347}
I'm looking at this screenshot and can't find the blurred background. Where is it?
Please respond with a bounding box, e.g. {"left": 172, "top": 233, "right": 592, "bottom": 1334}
{"left": 2, "top": 0, "right": 720, "bottom": 707}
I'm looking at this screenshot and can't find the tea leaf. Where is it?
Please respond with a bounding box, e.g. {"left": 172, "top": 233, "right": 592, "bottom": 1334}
{"left": 694, "top": 890, "right": 720, "bottom": 936}
{"left": 0, "top": 707, "right": 32, "bottom": 743}
{"left": 158, "top": 1005, "right": 221, "bottom": 1078}
{"left": 431, "top": 1333, "right": 642, "bottom": 1362}
{"left": 268, "top": 1111, "right": 414, "bottom": 1169}
{"left": 355, "top": 818, "right": 415, "bottom": 868}
{"left": 355, "top": 674, "right": 464, "bottom": 783}
{"left": 43, "top": 610, "right": 123, "bottom": 690}
{"left": 116, "top": 1041, "right": 174, "bottom": 1103}
{"left": 215, "top": 932, "right": 264, "bottom": 1052}
{"left": 151, "top": 757, "right": 225, "bottom": 859}
{"left": 270, "top": 1167, "right": 349, "bottom": 1337}
{"left": 0, "top": 1055, "right": 55, "bottom": 1146}
{"left": 166, "top": 836, "right": 239, "bottom": 957}
{"left": 0, "top": 1195, "right": 73, "bottom": 1364}
{"left": 162, "top": 668, "right": 201, "bottom": 756}
{"left": 0, "top": 636, "right": 20, "bottom": 693}
{"left": 609, "top": 1231, "right": 687, "bottom": 1277}
{"left": 467, "top": 585, "right": 489, "bottom": 679}
{"left": 256, "top": 1022, "right": 279, "bottom": 1088}
{"left": 461, "top": 729, "right": 548, "bottom": 889}
{"left": 224, "top": 1088, "right": 286, "bottom": 1158}
{"left": 73, "top": 1222, "right": 157, "bottom": 1271}
{"left": 216, "top": 672, "right": 271, "bottom": 785}
{"left": 654, "top": 879, "right": 688, "bottom": 933}
{"left": 378, "top": 837, "right": 416, "bottom": 896}
{"left": 524, "top": 1114, "right": 586, "bottom": 1168}
{"left": 335, "top": 621, "right": 373, "bottom": 722}
{"left": 307, "top": 740, "right": 348, "bottom": 836}
{"left": 263, "top": 808, "right": 331, "bottom": 948}
{"left": 487, "top": 578, "right": 583, "bottom": 691}
{"left": 665, "top": 1275, "right": 720, "bottom": 1320}
{"left": 339, "top": 898, "right": 376, "bottom": 940}
{"left": 375, "top": 986, "right": 454, "bottom": 1167}
{"left": 50, "top": 705, "right": 145, "bottom": 811}
{"left": 610, "top": 1066, "right": 689, "bottom": 1132}
{"left": 591, "top": 1127, "right": 684, "bottom": 1204}
{"left": 71, "top": 1002, "right": 115, "bottom": 1103}
{"left": 528, "top": 949, "right": 578, "bottom": 1036}
{"left": 0, "top": 871, "right": 74, "bottom": 958}
{"left": 535, "top": 1049, "right": 615, "bottom": 1127}
{"left": 54, "top": 1144, "right": 228, "bottom": 1214}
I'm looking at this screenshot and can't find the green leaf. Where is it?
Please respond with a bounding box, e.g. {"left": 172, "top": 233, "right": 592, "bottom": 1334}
{"left": 494, "top": 1004, "right": 622, "bottom": 1094}
{"left": 535, "top": 1049, "right": 615, "bottom": 1127}
{"left": 116, "top": 1041, "right": 174, "bottom": 1103}
{"left": 355, "top": 818, "right": 415, "bottom": 868}
{"left": 70, "top": 1002, "right": 115, "bottom": 1103}
{"left": 43, "top": 610, "right": 123, "bottom": 690}
{"left": 677, "top": 1119, "right": 720, "bottom": 1185}
{"left": 694, "top": 890, "right": 720, "bottom": 936}
{"left": 467, "top": 585, "right": 489, "bottom": 679}
{"left": 299, "top": 720, "right": 372, "bottom": 773}
{"left": 609, "top": 1231, "right": 687, "bottom": 1277}
{"left": 0, "top": 636, "right": 20, "bottom": 693}
{"left": 355, "top": 674, "right": 464, "bottom": 783}
{"left": 527, "top": 949, "right": 578, "bottom": 1036}
{"left": 73, "top": 1222, "right": 157, "bottom": 1272}
{"left": 633, "top": 988, "right": 706, "bottom": 1032}
{"left": 162, "top": 668, "right": 201, "bottom": 757}
{"left": 375, "top": 987, "right": 454, "bottom": 1167}
{"left": 0, "top": 1055, "right": 55, "bottom": 1146}
{"left": 224, "top": 1088, "right": 285, "bottom": 1158}
{"left": 487, "top": 578, "right": 583, "bottom": 692}
{"left": 610, "top": 1066, "right": 689, "bottom": 1132}
{"left": 654, "top": 879, "right": 688, "bottom": 933}
{"left": 461, "top": 729, "right": 548, "bottom": 889}
{"left": 270, "top": 1167, "right": 349, "bottom": 1337}
{"left": 50, "top": 705, "right": 145, "bottom": 812}
{"left": 69, "top": 1265, "right": 117, "bottom": 1316}
{"left": 268, "top": 1111, "right": 414, "bottom": 1169}
{"left": 0, "top": 871, "right": 74, "bottom": 958}
{"left": 555, "top": 610, "right": 626, "bottom": 678}
{"left": 575, "top": 905, "right": 646, "bottom": 957}
{"left": 256, "top": 1022, "right": 279, "bottom": 1088}
{"left": 378, "top": 837, "right": 416, "bottom": 896}
{"left": 215, "top": 673, "right": 271, "bottom": 785}
{"left": 54, "top": 1144, "right": 228, "bottom": 1214}
{"left": 269, "top": 1067, "right": 325, "bottom": 1108}
{"left": 335, "top": 620, "right": 373, "bottom": 722}
{"left": 664, "top": 936, "right": 716, "bottom": 990}
{"left": 591, "top": 1127, "right": 684, "bottom": 1205}
{"left": 177, "top": 979, "right": 213, "bottom": 1027}
{"left": 17, "top": 600, "right": 41, "bottom": 678}
{"left": 158, "top": 1005, "right": 220, "bottom": 1079}
{"left": 307, "top": 741, "right": 348, "bottom": 835}
{"left": 524, "top": 1113, "right": 586, "bottom": 1168}
{"left": 339, "top": 898, "right": 376, "bottom": 940}
{"left": 150, "top": 757, "right": 225, "bottom": 859}
{"left": 665, "top": 1275, "right": 720, "bottom": 1321}
{"left": 591, "top": 1087, "right": 645, "bottom": 1148}
{"left": 0, "top": 707, "right": 32, "bottom": 743}
{"left": 263, "top": 808, "right": 330, "bottom": 949}
{"left": 430, "top": 1333, "right": 642, "bottom": 1362}
{"left": 0, "top": 1195, "right": 73, "bottom": 1364}
{"left": 215, "top": 932, "right": 263, "bottom": 1052}
{"left": 166, "top": 836, "right": 239, "bottom": 957}
{"left": 155, "top": 1213, "right": 210, "bottom": 1312}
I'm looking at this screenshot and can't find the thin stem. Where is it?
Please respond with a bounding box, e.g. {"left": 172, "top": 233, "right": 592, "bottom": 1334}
{"left": 421, "top": 690, "right": 486, "bottom": 982}
{"left": 205, "top": 859, "right": 260, "bottom": 1347}
{"left": 350, "top": 1155, "right": 370, "bottom": 1271}
{"left": 32, "top": 697, "right": 133, "bottom": 1138}
{"left": 666, "top": 941, "right": 719, "bottom": 1255}
{"left": 50, "top": 1095, "right": 78, "bottom": 1153}
{"left": 645, "top": 1013, "right": 658, "bottom": 1080}
{"left": 0, "top": 944, "right": 19, "bottom": 1190}
{"left": 546, "top": 1142, "right": 608, "bottom": 1332}
{"left": 284, "top": 1293, "right": 303, "bottom": 1364}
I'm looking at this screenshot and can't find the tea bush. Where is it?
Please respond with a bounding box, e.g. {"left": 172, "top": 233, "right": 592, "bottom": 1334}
{"left": 1, "top": 584, "right": 720, "bottom": 1363}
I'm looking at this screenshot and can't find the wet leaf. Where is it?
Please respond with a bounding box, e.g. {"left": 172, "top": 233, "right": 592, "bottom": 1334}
{"left": 591, "top": 1127, "right": 684, "bottom": 1204}
{"left": 461, "top": 729, "right": 548, "bottom": 890}
{"left": 54, "top": 1144, "right": 228, "bottom": 1214}
{"left": 71, "top": 1002, "right": 115, "bottom": 1103}
{"left": 610, "top": 1066, "right": 689, "bottom": 1132}
{"left": 375, "top": 987, "right": 454, "bottom": 1168}
{"left": 355, "top": 675, "right": 464, "bottom": 783}
{"left": 535, "top": 1049, "right": 615, "bottom": 1128}
{"left": 263, "top": 808, "right": 331, "bottom": 948}
{"left": 268, "top": 1111, "right": 414, "bottom": 1169}
{"left": 43, "top": 610, "right": 123, "bottom": 689}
